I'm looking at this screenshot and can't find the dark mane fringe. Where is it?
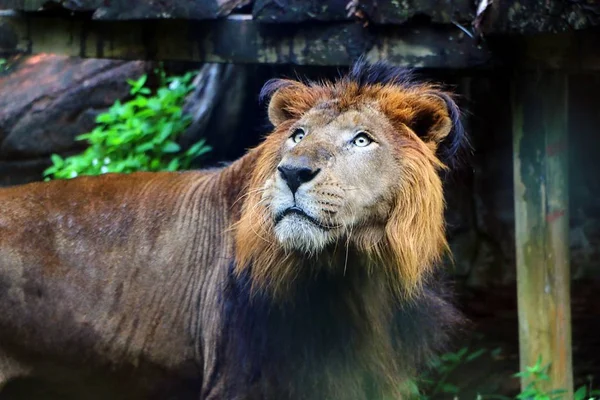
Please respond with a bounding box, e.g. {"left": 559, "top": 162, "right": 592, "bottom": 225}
{"left": 433, "top": 91, "right": 471, "bottom": 170}
{"left": 259, "top": 78, "right": 295, "bottom": 104}
{"left": 345, "top": 57, "right": 417, "bottom": 88}
{"left": 259, "top": 58, "right": 470, "bottom": 169}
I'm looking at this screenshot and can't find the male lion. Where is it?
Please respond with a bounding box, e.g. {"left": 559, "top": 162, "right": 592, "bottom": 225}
{"left": 0, "top": 60, "right": 467, "bottom": 400}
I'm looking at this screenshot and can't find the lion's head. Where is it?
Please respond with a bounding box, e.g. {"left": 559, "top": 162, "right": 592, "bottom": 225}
{"left": 234, "top": 60, "right": 467, "bottom": 298}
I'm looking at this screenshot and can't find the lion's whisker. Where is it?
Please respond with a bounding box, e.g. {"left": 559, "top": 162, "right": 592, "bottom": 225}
{"left": 231, "top": 187, "right": 268, "bottom": 209}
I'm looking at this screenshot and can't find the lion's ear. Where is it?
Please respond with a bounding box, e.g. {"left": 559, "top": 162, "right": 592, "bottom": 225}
{"left": 408, "top": 92, "right": 468, "bottom": 166}
{"left": 260, "top": 79, "right": 311, "bottom": 126}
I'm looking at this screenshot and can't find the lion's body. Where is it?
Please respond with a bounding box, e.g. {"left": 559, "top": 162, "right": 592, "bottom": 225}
{"left": 0, "top": 168, "right": 237, "bottom": 399}
{"left": 0, "top": 61, "right": 467, "bottom": 399}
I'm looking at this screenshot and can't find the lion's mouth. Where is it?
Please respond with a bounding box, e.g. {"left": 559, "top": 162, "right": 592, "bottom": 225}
{"left": 274, "top": 206, "right": 336, "bottom": 231}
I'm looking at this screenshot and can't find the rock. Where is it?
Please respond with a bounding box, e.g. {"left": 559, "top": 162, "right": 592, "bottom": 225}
{"left": 0, "top": 0, "right": 251, "bottom": 19}
{"left": 253, "top": 0, "right": 474, "bottom": 24}
{"left": 0, "top": 54, "right": 149, "bottom": 161}
{"left": 180, "top": 63, "right": 248, "bottom": 164}
{"left": 481, "top": 0, "right": 600, "bottom": 34}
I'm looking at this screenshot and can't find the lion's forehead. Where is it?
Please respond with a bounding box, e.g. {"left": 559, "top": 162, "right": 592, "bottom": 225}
{"left": 298, "top": 104, "right": 390, "bottom": 134}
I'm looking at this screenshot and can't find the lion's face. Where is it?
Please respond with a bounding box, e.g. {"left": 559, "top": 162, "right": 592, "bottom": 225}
{"left": 234, "top": 61, "right": 467, "bottom": 296}
{"left": 264, "top": 105, "right": 401, "bottom": 253}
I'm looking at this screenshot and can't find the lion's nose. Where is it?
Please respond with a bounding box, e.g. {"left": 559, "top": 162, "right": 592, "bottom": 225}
{"left": 277, "top": 165, "right": 320, "bottom": 194}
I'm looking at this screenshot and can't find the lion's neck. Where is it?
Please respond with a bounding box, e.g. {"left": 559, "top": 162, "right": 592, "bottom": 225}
{"left": 217, "top": 252, "right": 414, "bottom": 400}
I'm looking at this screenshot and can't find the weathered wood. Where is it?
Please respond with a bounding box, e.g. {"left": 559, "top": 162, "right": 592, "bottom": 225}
{"left": 0, "top": 0, "right": 250, "bottom": 19}
{"left": 512, "top": 72, "right": 573, "bottom": 396}
{"left": 0, "top": 13, "right": 491, "bottom": 67}
{"left": 253, "top": 0, "right": 474, "bottom": 24}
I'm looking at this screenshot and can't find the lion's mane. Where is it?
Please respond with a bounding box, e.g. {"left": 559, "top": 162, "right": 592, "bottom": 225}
{"left": 220, "top": 60, "right": 467, "bottom": 399}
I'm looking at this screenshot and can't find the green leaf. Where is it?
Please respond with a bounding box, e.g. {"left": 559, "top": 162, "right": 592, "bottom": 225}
{"left": 574, "top": 386, "right": 587, "bottom": 400}
{"left": 491, "top": 347, "right": 503, "bottom": 358}
{"left": 167, "top": 158, "right": 180, "bottom": 171}
{"left": 185, "top": 140, "right": 206, "bottom": 155}
{"left": 150, "top": 158, "right": 161, "bottom": 170}
{"left": 135, "top": 142, "right": 155, "bottom": 153}
{"left": 439, "top": 383, "right": 459, "bottom": 394}
{"left": 128, "top": 74, "right": 148, "bottom": 95}
{"left": 162, "top": 142, "right": 181, "bottom": 153}
{"left": 96, "top": 113, "right": 114, "bottom": 124}
{"left": 157, "top": 122, "right": 174, "bottom": 143}
{"left": 456, "top": 347, "right": 469, "bottom": 358}
{"left": 147, "top": 98, "right": 162, "bottom": 111}
{"left": 466, "top": 348, "right": 487, "bottom": 362}
{"left": 441, "top": 352, "right": 459, "bottom": 362}
{"left": 50, "top": 154, "right": 64, "bottom": 168}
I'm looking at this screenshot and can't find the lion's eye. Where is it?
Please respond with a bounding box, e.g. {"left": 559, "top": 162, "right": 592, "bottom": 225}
{"left": 291, "top": 128, "right": 306, "bottom": 144}
{"left": 352, "top": 132, "right": 373, "bottom": 147}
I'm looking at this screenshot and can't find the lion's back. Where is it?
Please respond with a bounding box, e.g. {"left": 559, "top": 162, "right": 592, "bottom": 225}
{"left": 0, "top": 170, "right": 223, "bottom": 383}
{"left": 0, "top": 171, "right": 212, "bottom": 246}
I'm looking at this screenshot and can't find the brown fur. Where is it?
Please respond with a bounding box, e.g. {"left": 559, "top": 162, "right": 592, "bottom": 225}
{"left": 0, "top": 62, "right": 464, "bottom": 399}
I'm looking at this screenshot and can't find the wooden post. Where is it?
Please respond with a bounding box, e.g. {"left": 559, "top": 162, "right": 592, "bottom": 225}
{"left": 512, "top": 72, "right": 572, "bottom": 395}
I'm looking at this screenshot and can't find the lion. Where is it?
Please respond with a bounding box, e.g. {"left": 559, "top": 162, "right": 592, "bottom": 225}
{"left": 0, "top": 60, "right": 467, "bottom": 400}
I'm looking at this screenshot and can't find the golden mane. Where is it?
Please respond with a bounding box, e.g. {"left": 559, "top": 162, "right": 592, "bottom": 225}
{"left": 233, "top": 63, "right": 464, "bottom": 299}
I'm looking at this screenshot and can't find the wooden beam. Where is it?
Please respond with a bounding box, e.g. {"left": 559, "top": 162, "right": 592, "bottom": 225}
{"left": 0, "top": 12, "right": 491, "bottom": 68}
{"left": 512, "top": 72, "right": 572, "bottom": 396}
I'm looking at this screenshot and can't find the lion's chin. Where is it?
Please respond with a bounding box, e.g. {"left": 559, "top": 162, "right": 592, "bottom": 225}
{"left": 274, "top": 214, "right": 332, "bottom": 254}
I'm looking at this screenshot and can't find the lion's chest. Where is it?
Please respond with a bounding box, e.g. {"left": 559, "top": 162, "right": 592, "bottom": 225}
{"left": 209, "top": 264, "right": 395, "bottom": 400}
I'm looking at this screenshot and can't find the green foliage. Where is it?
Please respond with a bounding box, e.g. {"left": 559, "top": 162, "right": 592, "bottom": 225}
{"left": 411, "top": 346, "right": 489, "bottom": 399}
{"left": 514, "top": 356, "right": 566, "bottom": 400}
{"left": 44, "top": 69, "right": 210, "bottom": 180}
{"left": 0, "top": 58, "right": 10, "bottom": 73}
{"left": 410, "top": 351, "right": 599, "bottom": 400}
{"left": 514, "top": 358, "right": 600, "bottom": 400}
{"left": 575, "top": 383, "right": 600, "bottom": 400}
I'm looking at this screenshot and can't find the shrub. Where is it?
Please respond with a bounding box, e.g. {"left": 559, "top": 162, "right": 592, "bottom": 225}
{"left": 410, "top": 350, "right": 599, "bottom": 400}
{"left": 44, "top": 69, "right": 210, "bottom": 180}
